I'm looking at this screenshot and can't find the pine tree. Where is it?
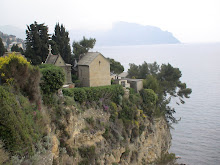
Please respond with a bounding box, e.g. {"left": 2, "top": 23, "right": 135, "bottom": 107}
{"left": 0, "top": 38, "right": 5, "bottom": 57}
{"left": 25, "top": 21, "right": 49, "bottom": 65}
{"left": 72, "top": 36, "right": 96, "bottom": 59}
{"left": 52, "top": 23, "right": 72, "bottom": 63}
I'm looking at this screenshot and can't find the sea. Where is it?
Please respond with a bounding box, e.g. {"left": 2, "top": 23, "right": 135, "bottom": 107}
{"left": 94, "top": 43, "right": 220, "bottom": 165}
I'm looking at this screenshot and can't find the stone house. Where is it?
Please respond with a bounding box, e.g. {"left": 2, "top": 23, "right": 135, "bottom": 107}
{"left": 126, "top": 78, "right": 143, "bottom": 92}
{"left": 45, "top": 46, "right": 72, "bottom": 85}
{"left": 77, "top": 52, "right": 111, "bottom": 87}
{"left": 114, "top": 79, "right": 130, "bottom": 88}
{"left": 118, "top": 72, "right": 128, "bottom": 79}
{"left": 114, "top": 78, "right": 143, "bottom": 93}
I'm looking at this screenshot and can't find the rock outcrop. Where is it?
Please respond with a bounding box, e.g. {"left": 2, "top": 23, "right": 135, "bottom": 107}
{"left": 49, "top": 106, "right": 171, "bottom": 165}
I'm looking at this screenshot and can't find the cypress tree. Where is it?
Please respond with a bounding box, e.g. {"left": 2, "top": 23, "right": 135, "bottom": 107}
{"left": 25, "top": 21, "right": 49, "bottom": 65}
{"left": 0, "top": 37, "right": 5, "bottom": 57}
{"left": 52, "top": 23, "right": 72, "bottom": 63}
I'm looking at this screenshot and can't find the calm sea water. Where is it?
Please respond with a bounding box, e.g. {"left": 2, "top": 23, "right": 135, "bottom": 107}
{"left": 94, "top": 43, "right": 220, "bottom": 165}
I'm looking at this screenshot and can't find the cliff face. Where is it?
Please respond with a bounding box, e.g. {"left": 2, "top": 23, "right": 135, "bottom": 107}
{"left": 47, "top": 106, "right": 171, "bottom": 165}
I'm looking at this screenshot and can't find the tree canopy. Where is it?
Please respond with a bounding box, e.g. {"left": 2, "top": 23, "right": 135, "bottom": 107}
{"left": 72, "top": 36, "right": 96, "bottom": 59}
{"left": 0, "top": 37, "right": 5, "bottom": 57}
{"left": 52, "top": 23, "right": 72, "bottom": 63}
{"left": 0, "top": 52, "right": 41, "bottom": 102}
{"left": 107, "top": 58, "right": 124, "bottom": 74}
{"left": 127, "top": 61, "right": 192, "bottom": 123}
{"left": 25, "top": 21, "right": 49, "bottom": 65}
{"left": 11, "top": 44, "right": 24, "bottom": 54}
{"left": 39, "top": 64, "right": 65, "bottom": 95}
{"left": 127, "top": 62, "right": 159, "bottom": 78}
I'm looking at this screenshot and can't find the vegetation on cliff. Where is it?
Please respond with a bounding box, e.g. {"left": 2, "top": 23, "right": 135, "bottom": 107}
{"left": 0, "top": 52, "right": 187, "bottom": 164}
{"left": 127, "top": 62, "right": 192, "bottom": 123}
{"left": 0, "top": 53, "right": 64, "bottom": 164}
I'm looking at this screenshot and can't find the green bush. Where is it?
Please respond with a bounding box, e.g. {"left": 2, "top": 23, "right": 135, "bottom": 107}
{"left": 140, "top": 89, "right": 157, "bottom": 106}
{"left": 110, "top": 102, "right": 117, "bottom": 111}
{"left": 155, "top": 152, "right": 176, "bottom": 164}
{"left": 63, "top": 96, "right": 75, "bottom": 106}
{"left": 79, "top": 159, "right": 89, "bottom": 165}
{"left": 78, "top": 145, "right": 96, "bottom": 164}
{"left": 42, "top": 94, "right": 58, "bottom": 106}
{"left": 40, "top": 64, "right": 65, "bottom": 95}
{"left": 102, "top": 127, "right": 110, "bottom": 139}
{"left": 85, "top": 117, "right": 95, "bottom": 126}
{"left": 62, "top": 85, "right": 124, "bottom": 104}
{"left": 129, "top": 88, "right": 135, "bottom": 94}
{"left": 0, "top": 53, "right": 41, "bottom": 102}
{"left": 119, "top": 99, "right": 137, "bottom": 121}
{"left": 64, "top": 88, "right": 87, "bottom": 103}
{"left": 143, "top": 75, "right": 160, "bottom": 93}
{"left": 129, "top": 93, "right": 143, "bottom": 106}
{"left": 0, "top": 86, "right": 44, "bottom": 156}
{"left": 62, "top": 88, "right": 74, "bottom": 97}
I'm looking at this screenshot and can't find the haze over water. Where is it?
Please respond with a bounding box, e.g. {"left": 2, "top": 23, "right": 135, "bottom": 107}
{"left": 94, "top": 43, "right": 220, "bottom": 165}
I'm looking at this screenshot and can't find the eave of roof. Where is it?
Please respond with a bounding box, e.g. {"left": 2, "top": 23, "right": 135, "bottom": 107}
{"left": 77, "top": 52, "right": 109, "bottom": 66}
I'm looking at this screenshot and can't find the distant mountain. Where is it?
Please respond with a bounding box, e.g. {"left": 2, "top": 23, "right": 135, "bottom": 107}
{"left": 0, "top": 22, "right": 180, "bottom": 47}
{"left": 69, "top": 22, "right": 180, "bottom": 46}
{"left": 0, "top": 25, "right": 26, "bottom": 40}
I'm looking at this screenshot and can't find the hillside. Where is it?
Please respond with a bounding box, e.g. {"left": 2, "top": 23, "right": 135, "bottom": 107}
{"left": 0, "top": 30, "right": 25, "bottom": 50}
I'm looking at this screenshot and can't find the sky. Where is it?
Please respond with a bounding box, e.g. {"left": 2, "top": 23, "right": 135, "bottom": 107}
{"left": 1, "top": 0, "right": 220, "bottom": 43}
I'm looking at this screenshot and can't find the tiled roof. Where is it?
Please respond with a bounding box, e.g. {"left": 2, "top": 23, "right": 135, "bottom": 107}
{"left": 118, "top": 72, "right": 128, "bottom": 78}
{"left": 45, "top": 55, "right": 59, "bottom": 64}
{"left": 77, "top": 52, "right": 103, "bottom": 66}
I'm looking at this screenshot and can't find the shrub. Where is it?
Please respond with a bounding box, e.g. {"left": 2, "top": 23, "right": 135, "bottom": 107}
{"left": 0, "top": 53, "right": 41, "bottom": 102}
{"left": 0, "top": 53, "right": 30, "bottom": 79}
{"left": 129, "top": 88, "right": 135, "bottom": 94}
{"left": 85, "top": 117, "right": 95, "bottom": 126}
{"left": 0, "top": 86, "right": 44, "bottom": 156}
{"left": 155, "top": 152, "right": 176, "bottom": 164}
{"left": 63, "top": 96, "right": 75, "bottom": 106}
{"left": 40, "top": 64, "right": 65, "bottom": 95}
{"left": 129, "top": 93, "right": 143, "bottom": 106}
{"left": 62, "top": 88, "right": 74, "bottom": 97}
{"left": 140, "top": 89, "right": 157, "bottom": 106}
{"left": 110, "top": 102, "right": 117, "bottom": 111}
{"left": 109, "top": 102, "right": 118, "bottom": 121}
{"left": 78, "top": 145, "right": 96, "bottom": 164}
{"left": 62, "top": 85, "right": 124, "bottom": 104}
{"left": 102, "top": 127, "right": 110, "bottom": 139}
{"left": 119, "top": 98, "right": 137, "bottom": 121}
{"left": 0, "top": 141, "right": 9, "bottom": 164}
{"left": 79, "top": 159, "right": 89, "bottom": 165}
{"left": 23, "top": 66, "right": 41, "bottom": 102}
{"left": 66, "top": 146, "right": 77, "bottom": 157}
{"left": 63, "top": 88, "right": 87, "bottom": 103}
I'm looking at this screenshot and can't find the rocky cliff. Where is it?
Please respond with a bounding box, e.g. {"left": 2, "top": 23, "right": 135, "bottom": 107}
{"left": 42, "top": 104, "right": 171, "bottom": 165}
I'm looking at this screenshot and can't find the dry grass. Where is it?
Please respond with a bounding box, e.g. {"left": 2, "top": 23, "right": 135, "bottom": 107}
{"left": 0, "top": 140, "right": 9, "bottom": 164}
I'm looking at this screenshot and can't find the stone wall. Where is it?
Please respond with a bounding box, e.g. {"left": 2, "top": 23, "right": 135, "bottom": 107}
{"left": 78, "top": 65, "right": 90, "bottom": 87}
{"left": 89, "top": 55, "right": 111, "bottom": 87}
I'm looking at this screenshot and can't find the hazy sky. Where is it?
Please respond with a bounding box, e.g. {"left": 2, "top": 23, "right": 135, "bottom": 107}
{"left": 1, "top": 0, "right": 220, "bottom": 43}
